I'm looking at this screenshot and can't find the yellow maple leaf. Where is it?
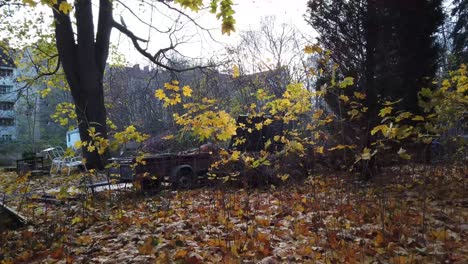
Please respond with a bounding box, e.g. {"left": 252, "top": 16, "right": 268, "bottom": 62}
{"left": 315, "top": 146, "right": 324, "bottom": 154}
{"left": 154, "top": 89, "right": 166, "bottom": 100}
{"left": 230, "top": 151, "right": 240, "bottom": 161}
{"left": 304, "top": 45, "right": 314, "bottom": 54}
{"left": 397, "top": 147, "right": 411, "bottom": 160}
{"left": 379, "top": 106, "right": 393, "bottom": 117}
{"left": 353, "top": 92, "right": 366, "bottom": 99}
{"left": 312, "top": 109, "right": 323, "bottom": 119}
{"left": 59, "top": 1, "right": 72, "bottom": 14}
{"left": 371, "top": 124, "right": 387, "bottom": 135}
{"left": 22, "top": 0, "right": 36, "bottom": 7}
{"left": 87, "top": 145, "right": 96, "bottom": 153}
{"left": 339, "top": 94, "right": 349, "bottom": 103}
{"left": 232, "top": 64, "right": 240, "bottom": 78}
{"left": 361, "top": 147, "right": 371, "bottom": 160}
{"left": 182, "top": 85, "right": 192, "bottom": 97}
{"left": 162, "top": 134, "right": 174, "bottom": 140}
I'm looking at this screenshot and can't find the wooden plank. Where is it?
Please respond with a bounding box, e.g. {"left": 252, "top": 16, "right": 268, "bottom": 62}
{"left": 0, "top": 202, "right": 29, "bottom": 229}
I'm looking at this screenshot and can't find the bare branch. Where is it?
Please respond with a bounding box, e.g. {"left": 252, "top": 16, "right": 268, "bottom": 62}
{"left": 112, "top": 19, "right": 219, "bottom": 73}
{"left": 115, "top": 0, "right": 172, "bottom": 34}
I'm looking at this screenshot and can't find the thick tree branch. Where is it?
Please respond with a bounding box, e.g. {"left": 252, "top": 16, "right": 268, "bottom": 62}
{"left": 52, "top": 0, "right": 78, "bottom": 88}
{"left": 75, "top": 0, "right": 96, "bottom": 78}
{"left": 112, "top": 19, "right": 216, "bottom": 73}
{"left": 95, "top": 0, "right": 113, "bottom": 76}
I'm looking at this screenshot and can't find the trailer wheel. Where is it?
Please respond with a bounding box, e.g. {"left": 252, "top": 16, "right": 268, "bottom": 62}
{"left": 175, "top": 168, "right": 195, "bottom": 189}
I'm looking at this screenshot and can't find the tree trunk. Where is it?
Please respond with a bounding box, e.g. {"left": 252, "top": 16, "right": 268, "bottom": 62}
{"left": 364, "top": 0, "right": 378, "bottom": 128}
{"left": 73, "top": 83, "right": 109, "bottom": 170}
{"left": 52, "top": 0, "right": 112, "bottom": 170}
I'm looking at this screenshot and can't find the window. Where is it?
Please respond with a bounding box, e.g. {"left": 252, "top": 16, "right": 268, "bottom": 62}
{"left": 0, "top": 118, "right": 14, "bottom": 126}
{"left": 0, "top": 85, "right": 13, "bottom": 94}
{"left": 0, "top": 69, "right": 13, "bottom": 77}
{"left": 0, "top": 102, "right": 14, "bottom": 110}
{"left": 1, "top": 135, "right": 12, "bottom": 141}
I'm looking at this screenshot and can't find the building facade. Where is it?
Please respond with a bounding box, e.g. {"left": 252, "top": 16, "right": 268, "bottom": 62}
{"left": 0, "top": 48, "right": 17, "bottom": 142}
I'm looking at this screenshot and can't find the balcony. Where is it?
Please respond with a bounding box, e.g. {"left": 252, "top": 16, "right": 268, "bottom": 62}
{"left": 0, "top": 93, "right": 16, "bottom": 102}
{"left": 0, "top": 110, "right": 15, "bottom": 118}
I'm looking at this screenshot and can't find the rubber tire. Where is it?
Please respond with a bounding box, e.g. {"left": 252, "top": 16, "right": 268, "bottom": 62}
{"left": 175, "top": 169, "right": 194, "bottom": 189}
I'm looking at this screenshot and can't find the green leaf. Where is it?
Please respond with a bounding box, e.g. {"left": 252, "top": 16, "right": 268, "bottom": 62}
{"left": 361, "top": 148, "right": 371, "bottom": 160}
{"left": 379, "top": 106, "right": 393, "bottom": 117}
{"left": 419, "top": 87, "right": 432, "bottom": 98}
{"left": 338, "top": 77, "right": 354, "bottom": 88}
{"left": 22, "top": 0, "right": 37, "bottom": 7}
{"left": 398, "top": 147, "right": 411, "bottom": 160}
{"left": 371, "top": 124, "right": 387, "bottom": 136}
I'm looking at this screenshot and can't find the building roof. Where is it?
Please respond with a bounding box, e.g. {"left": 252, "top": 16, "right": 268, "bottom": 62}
{"left": 0, "top": 47, "right": 14, "bottom": 68}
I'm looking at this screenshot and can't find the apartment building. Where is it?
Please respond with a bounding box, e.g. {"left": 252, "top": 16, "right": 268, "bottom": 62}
{"left": 0, "top": 48, "right": 17, "bottom": 142}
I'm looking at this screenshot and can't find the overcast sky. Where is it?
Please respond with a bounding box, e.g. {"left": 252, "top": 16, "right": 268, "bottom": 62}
{"left": 1, "top": 1, "right": 313, "bottom": 67}
{"left": 113, "top": 0, "right": 312, "bottom": 66}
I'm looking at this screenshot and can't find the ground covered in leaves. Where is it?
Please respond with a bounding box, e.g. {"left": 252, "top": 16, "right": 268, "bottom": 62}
{"left": 1, "top": 164, "right": 467, "bottom": 263}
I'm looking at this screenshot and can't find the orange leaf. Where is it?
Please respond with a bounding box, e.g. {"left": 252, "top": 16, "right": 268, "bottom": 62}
{"left": 207, "top": 239, "right": 227, "bottom": 248}
{"left": 375, "top": 231, "right": 385, "bottom": 247}
{"left": 50, "top": 246, "right": 64, "bottom": 259}
{"left": 257, "top": 232, "right": 270, "bottom": 244}
{"left": 15, "top": 250, "right": 33, "bottom": 262}
{"left": 297, "top": 245, "right": 313, "bottom": 256}
{"left": 174, "top": 249, "right": 188, "bottom": 259}
{"left": 138, "top": 237, "right": 154, "bottom": 255}
{"left": 255, "top": 216, "right": 270, "bottom": 227}
{"left": 76, "top": 235, "right": 93, "bottom": 245}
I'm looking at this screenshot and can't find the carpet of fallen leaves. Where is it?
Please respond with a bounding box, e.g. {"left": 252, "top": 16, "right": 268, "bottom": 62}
{"left": 0, "top": 164, "right": 467, "bottom": 263}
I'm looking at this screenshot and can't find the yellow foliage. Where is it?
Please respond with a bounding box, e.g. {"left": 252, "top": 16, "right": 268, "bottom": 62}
{"left": 395, "top": 112, "right": 413, "bottom": 122}
{"left": 315, "top": 146, "right": 324, "bottom": 154}
{"left": 361, "top": 148, "right": 371, "bottom": 160}
{"left": 182, "top": 85, "right": 192, "bottom": 97}
{"left": 347, "top": 109, "right": 360, "bottom": 120}
{"left": 353, "top": 92, "right": 366, "bottom": 100}
{"left": 114, "top": 125, "right": 149, "bottom": 144}
{"left": 232, "top": 64, "right": 240, "bottom": 78}
{"left": 154, "top": 89, "right": 165, "bottom": 100}
{"left": 51, "top": 102, "right": 77, "bottom": 129}
{"left": 230, "top": 151, "right": 240, "bottom": 161}
{"left": 155, "top": 82, "right": 192, "bottom": 107}
{"left": 339, "top": 94, "right": 349, "bottom": 103}
{"left": 303, "top": 44, "right": 323, "bottom": 54}
{"left": 313, "top": 109, "right": 324, "bottom": 119}
{"left": 338, "top": 77, "right": 354, "bottom": 88}
{"left": 267, "top": 83, "right": 312, "bottom": 121}
{"left": 58, "top": 1, "right": 72, "bottom": 14}
{"left": 411, "top": 115, "right": 425, "bottom": 121}
{"left": 106, "top": 118, "right": 117, "bottom": 130}
{"left": 22, "top": 0, "right": 36, "bottom": 7}
{"left": 174, "top": 99, "right": 237, "bottom": 142}
{"left": 39, "top": 87, "right": 51, "bottom": 98}
{"left": 379, "top": 106, "right": 393, "bottom": 117}
{"left": 397, "top": 147, "right": 411, "bottom": 160}
{"left": 328, "top": 144, "right": 356, "bottom": 151}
